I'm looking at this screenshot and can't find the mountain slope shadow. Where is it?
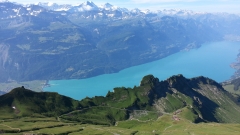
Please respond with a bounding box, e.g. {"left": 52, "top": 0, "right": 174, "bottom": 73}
{"left": 148, "top": 74, "right": 220, "bottom": 122}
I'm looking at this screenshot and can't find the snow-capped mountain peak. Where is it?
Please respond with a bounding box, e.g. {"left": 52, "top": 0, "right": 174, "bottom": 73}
{"left": 36, "top": 2, "right": 57, "bottom": 7}
{"left": 70, "top": 1, "right": 99, "bottom": 12}
{"left": 141, "top": 9, "right": 151, "bottom": 14}
{"left": 80, "top": 1, "right": 98, "bottom": 10}
{"left": 35, "top": 2, "right": 72, "bottom": 11}
{"left": 100, "top": 3, "right": 117, "bottom": 10}
{"left": 103, "top": 3, "right": 112, "bottom": 7}
{"left": 131, "top": 8, "right": 141, "bottom": 13}
{"left": 47, "top": 2, "right": 55, "bottom": 6}
{"left": 82, "top": 1, "right": 95, "bottom": 6}
{"left": 1, "top": 1, "right": 226, "bottom": 20}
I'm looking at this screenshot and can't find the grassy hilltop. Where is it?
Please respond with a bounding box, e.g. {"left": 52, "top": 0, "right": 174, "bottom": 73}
{"left": 1, "top": 75, "right": 240, "bottom": 134}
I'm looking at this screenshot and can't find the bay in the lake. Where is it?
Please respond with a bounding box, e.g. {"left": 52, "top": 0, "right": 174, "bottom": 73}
{"left": 44, "top": 41, "right": 240, "bottom": 100}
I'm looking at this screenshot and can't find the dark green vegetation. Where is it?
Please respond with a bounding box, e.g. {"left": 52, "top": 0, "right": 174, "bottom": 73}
{"left": 71, "top": 74, "right": 240, "bottom": 124}
{"left": 0, "top": 87, "right": 80, "bottom": 118}
{"left": 1, "top": 2, "right": 240, "bottom": 82}
{"left": 1, "top": 75, "right": 240, "bottom": 134}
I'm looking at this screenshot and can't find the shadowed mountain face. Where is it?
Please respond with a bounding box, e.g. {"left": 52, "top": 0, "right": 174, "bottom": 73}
{"left": 1, "top": 75, "right": 239, "bottom": 125}
{"left": 79, "top": 74, "right": 240, "bottom": 124}
{"left": 1, "top": 2, "right": 240, "bottom": 82}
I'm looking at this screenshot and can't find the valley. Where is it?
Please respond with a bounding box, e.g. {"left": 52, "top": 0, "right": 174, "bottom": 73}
{"left": 44, "top": 41, "right": 240, "bottom": 100}
{"left": 1, "top": 41, "right": 239, "bottom": 98}
{"left": 0, "top": 1, "right": 240, "bottom": 83}
{"left": 1, "top": 1, "right": 240, "bottom": 134}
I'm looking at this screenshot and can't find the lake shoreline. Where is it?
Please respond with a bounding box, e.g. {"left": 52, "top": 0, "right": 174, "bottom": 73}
{"left": 44, "top": 41, "right": 240, "bottom": 100}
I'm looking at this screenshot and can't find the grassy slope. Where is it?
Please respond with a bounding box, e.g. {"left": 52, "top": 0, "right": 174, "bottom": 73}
{"left": 2, "top": 74, "right": 238, "bottom": 125}
{"left": 1, "top": 111, "right": 240, "bottom": 135}
{"left": 1, "top": 75, "right": 240, "bottom": 134}
{"left": 56, "top": 75, "right": 240, "bottom": 126}
{"left": 0, "top": 87, "right": 80, "bottom": 118}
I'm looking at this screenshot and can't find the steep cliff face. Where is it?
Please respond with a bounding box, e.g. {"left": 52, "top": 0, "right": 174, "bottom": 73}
{"left": 150, "top": 75, "right": 240, "bottom": 123}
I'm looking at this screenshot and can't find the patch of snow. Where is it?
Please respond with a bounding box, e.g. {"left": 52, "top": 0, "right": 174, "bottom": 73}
{"left": 100, "top": 3, "right": 118, "bottom": 11}
{"left": 48, "top": 2, "right": 54, "bottom": 6}
{"left": 12, "top": 8, "right": 18, "bottom": 12}
{"left": 107, "top": 14, "right": 114, "bottom": 17}
{"left": 141, "top": 9, "right": 150, "bottom": 14}
{"left": 55, "top": 7, "right": 70, "bottom": 11}
{"left": 131, "top": 8, "right": 141, "bottom": 13}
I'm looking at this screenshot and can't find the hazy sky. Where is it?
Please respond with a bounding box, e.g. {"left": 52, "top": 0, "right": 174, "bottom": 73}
{"left": 9, "top": 0, "right": 240, "bottom": 14}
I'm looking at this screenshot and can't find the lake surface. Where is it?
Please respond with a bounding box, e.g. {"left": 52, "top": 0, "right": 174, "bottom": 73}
{"left": 44, "top": 41, "right": 240, "bottom": 100}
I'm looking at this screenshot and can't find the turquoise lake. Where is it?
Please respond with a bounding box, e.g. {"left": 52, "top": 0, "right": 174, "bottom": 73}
{"left": 44, "top": 41, "right": 240, "bottom": 100}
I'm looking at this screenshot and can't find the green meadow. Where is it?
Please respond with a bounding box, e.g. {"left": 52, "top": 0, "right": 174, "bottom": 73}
{"left": 1, "top": 111, "right": 240, "bottom": 135}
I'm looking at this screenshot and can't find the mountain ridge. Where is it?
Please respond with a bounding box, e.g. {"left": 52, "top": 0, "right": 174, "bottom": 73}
{"left": 2, "top": 1, "right": 240, "bottom": 18}
{"left": 1, "top": 74, "right": 240, "bottom": 125}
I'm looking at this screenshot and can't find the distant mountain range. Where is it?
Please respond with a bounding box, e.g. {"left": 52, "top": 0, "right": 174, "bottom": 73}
{"left": 34, "top": 1, "right": 199, "bottom": 18}
{"left": 0, "top": 1, "right": 240, "bottom": 82}
{"left": 2, "top": 1, "right": 239, "bottom": 19}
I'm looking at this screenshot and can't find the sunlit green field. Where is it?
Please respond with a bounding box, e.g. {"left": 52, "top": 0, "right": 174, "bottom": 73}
{"left": 1, "top": 113, "right": 240, "bottom": 135}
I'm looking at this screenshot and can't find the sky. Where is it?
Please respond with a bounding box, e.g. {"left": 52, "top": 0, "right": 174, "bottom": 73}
{"left": 9, "top": 0, "right": 240, "bottom": 14}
